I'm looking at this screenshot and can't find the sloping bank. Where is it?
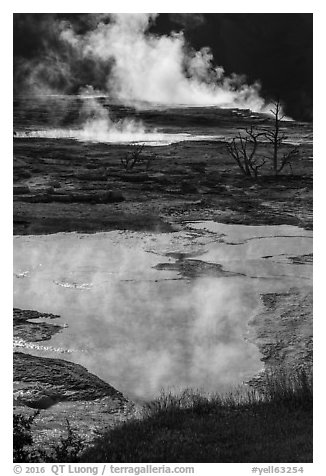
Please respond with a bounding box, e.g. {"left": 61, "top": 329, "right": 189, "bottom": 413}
{"left": 13, "top": 309, "right": 136, "bottom": 456}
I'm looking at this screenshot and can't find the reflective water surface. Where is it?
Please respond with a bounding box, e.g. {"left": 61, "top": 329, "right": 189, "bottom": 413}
{"left": 13, "top": 223, "right": 312, "bottom": 400}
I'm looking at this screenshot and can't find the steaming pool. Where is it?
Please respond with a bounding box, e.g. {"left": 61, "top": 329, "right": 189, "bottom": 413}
{"left": 14, "top": 129, "right": 224, "bottom": 146}
{"left": 13, "top": 222, "right": 312, "bottom": 401}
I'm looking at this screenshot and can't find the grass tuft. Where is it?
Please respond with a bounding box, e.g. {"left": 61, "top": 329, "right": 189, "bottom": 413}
{"left": 80, "top": 368, "right": 312, "bottom": 463}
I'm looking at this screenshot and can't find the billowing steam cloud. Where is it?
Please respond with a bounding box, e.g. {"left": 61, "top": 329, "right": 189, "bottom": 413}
{"left": 15, "top": 14, "right": 269, "bottom": 113}
{"left": 14, "top": 14, "right": 274, "bottom": 144}
{"left": 59, "top": 14, "right": 268, "bottom": 112}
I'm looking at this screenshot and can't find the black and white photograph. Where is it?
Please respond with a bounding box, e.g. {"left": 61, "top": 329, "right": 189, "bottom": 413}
{"left": 11, "top": 5, "right": 314, "bottom": 468}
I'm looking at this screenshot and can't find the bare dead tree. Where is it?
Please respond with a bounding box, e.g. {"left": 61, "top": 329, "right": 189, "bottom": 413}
{"left": 226, "top": 126, "right": 266, "bottom": 178}
{"left": 226, "top": 100, "right": 300, "bottom": 178}
{"left": 261, "top": 100, "right": 299, "bottom": 175}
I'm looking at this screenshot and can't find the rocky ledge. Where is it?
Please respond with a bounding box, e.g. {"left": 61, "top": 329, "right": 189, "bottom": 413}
{"left": 13, "top": 308, "right": 135, "bottom": 450}
{"left": 14, "top": 352, "right": 126, "bottom": 408}
{"left": 14, "top": 308, "right": 63, "bottom": 343}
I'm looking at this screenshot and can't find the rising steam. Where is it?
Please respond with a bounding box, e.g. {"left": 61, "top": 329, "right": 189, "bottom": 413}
{"left": 58, "top": 13, "right": 268, "bottom": 112}
{"left": 14, "top": 88, "right": 222, "bottom": 145}
{"left": 14, "top": 14, "right": 273, "bottom": 145}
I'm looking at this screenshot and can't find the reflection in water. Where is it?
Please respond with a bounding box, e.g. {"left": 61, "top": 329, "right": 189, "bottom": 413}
{"left": 13, "top": 224, "right": 312, "bottom": 400}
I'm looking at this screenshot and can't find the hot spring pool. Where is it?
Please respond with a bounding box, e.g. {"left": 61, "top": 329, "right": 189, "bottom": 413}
{"left": 13, "top": 222, "right": 312, "bottom": 400}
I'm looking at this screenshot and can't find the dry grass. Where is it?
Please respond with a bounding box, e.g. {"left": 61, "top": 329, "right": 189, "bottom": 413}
{"left": 80, "top": 368, "right": 312, "bottom": 463}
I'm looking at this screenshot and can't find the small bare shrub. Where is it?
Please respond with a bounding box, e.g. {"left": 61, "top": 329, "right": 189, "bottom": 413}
{"left": 121, "top": 145, "right": 145, "bottom": 171}
{"left": 121, "top": 145, "right": 157, "bottom": 171}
